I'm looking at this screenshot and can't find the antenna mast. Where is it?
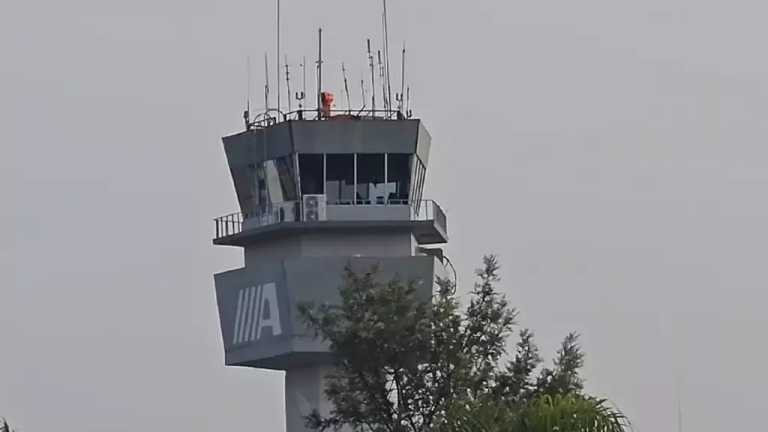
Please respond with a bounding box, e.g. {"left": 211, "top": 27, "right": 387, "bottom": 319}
{"left": 360, "top": 75, "right": 366, "bottom": 110}
{"left": 301, "top": 56, "right": 307, "bottom": 103}
{"left": 276, "top": 0, "right": 281, "bottom": 112}
{"left": 378, "top": 50, "right": 387, "bottom": 111}
{"left": 295, "top": 56, "right": 306, "bottom": 115}
{"left": 316, "top": 28, "right": 323, "bottom": 117}
{"left": 367, "top": 39, "right": 376, "bottom": 112}
{"left": 264, "top": 53, "right": 270, "bottom": 112}
{"left": 342, "top": 63, "right": 351, "bottom": 113}
{"left": 406, "top": 85, "right": 411, "bottom": 117}
{"left": 407, "top": 86, "right": 413, "bottom": 117}
{"left": 247, "top": 56, "right": 251, "bottom": 112}
{"left": 382, "top": 0, "right": 393, "bottom": 116}
{"left": 399, "top": 43, "right": 406, "bottom": 114}
{"left": 677, "top": 376, "right": 683, "bottom": 432}
{"left": 302, "top": 55, "right": 307, "bottom": 101}
{"left": 284, "top": 54, "right": 292, "bottom": 112}
{"left": 244, "top": 56, "right": 251, "bottom": 129}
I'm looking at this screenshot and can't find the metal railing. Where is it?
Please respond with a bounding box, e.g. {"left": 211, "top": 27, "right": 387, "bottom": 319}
{"left": 326, "top": 198, "right": 410, "bottom": 206}
{"left": 246, "top": 108, "right": 411, "bottom": 130}
{"left": 214, "top": 199, "right": 445, "bottom": 241}
{"left": 214, "top": 211, "right": 244, "bottom": 239}
{"left": 214, "top": 202, "right": 300, "bottom": 239}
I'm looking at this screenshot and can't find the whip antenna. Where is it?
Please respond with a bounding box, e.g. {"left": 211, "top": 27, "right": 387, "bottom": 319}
{"left": 264, "top": 52, "right": 270, "bottom": 112}
{"left": 406, "top": 85, "right": 411, "bottom": 118}
{"left": 247, "top": 56, "right": 251, "bottom": 112}
{"left": 382, "top": 0, "right": 393, "bottom": 117}
{"left": 378, "top": 50, "right": 386, "bottom": 111}
{"left": 295, "top": 56, "right": 306, "bottom": 114}
{"left": 316, "top": 28, "right": 323, "bottom": 117}
{"left": 399, "top": 43, "right": 406, "bottom": 114}
{"left": 276, "top": 0, "right": 281, "bottom": 112}
{"left": 367, "top": 39, "right": 376, "bottom": 112}
{"left": 244, "top": 56, "right": 251, "bottom": 129}
{"left": 342, "top": 63, "right": 351, "bottom": 113}
{"left": 302, "top": 55, "right": 307, "bottom": 101}
{"left": 360, "top": 75, "right": 366, "bottom": 110}
{"left": 284, "top": 54, "right": 292, "bottom": 112}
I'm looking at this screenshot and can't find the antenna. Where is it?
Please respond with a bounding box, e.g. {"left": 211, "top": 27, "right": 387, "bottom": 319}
{"left": 677, "top": 375, "right": 683, "bottom": 432}
{"left": 399, "top": 43, "right": 406, "bottom": 114}
{"left": 378, "top": 50, "right": 387, "bottom": 111}
{"left": 247, "top": 56, "right": 252, "bottom": 112}
{"left": 276, "top": 0, "right": 281, "bottom": 112}
{"left": 406, "top": 85, "right": 412, "bottom": 118}
{"left": 244, "top": 56, "right": 251, "bottom": 129}
{"left": 303, "top": 56, "right": 307, "bottom": 100}
{"left": 264, "top": 52, "right": 270, "bottom": 112}
{"left": 367, "top": 39, "right": 376, "bottom": 112}
{"left": 342, "top": 63, "right": 351, "bottom": 113}
{"left": 295, "top": 56, "right": 306, "bottom": 114}
{"left": 316, "top": 28, "right": 323, "bottom": 117}
{"left": 284, "top": 54, "right": 292, "bottom": 112}
{"left": 382, "top": 0, "right": 393, "bottom": 117}
{"left": 360, "top": 75, "right": 366, "bottom": 110}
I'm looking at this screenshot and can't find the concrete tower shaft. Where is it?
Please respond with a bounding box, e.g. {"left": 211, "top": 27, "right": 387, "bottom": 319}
{"left": 213, "top": 117, "right": 448, "bottom": 432}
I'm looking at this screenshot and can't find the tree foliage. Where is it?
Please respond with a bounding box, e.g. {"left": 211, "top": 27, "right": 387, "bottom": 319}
{"left": 439, "top": 394, "right": 627, "bottom": 432}
{"left": 299, "top": 256, "right": 628, "bottom": 432}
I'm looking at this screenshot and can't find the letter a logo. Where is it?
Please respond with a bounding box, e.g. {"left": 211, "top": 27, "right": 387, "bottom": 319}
{"left": 231, "top": 283, "right": 282, "bottom": 345}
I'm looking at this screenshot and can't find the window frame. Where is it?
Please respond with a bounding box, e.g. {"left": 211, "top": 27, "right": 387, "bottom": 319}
{"left": 298, "top": 152, "right": 419, "bottom": 206}
{"left": 324, "top": 153, "right": 356, "bottom": 205}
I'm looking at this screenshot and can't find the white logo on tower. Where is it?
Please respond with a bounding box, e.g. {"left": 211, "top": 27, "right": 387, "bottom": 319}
{"left": 231, "top": 282, "right": 282, "bottom": 345}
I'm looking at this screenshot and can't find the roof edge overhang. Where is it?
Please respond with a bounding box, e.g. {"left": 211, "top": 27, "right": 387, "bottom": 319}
{"left": 213, "top": 219, "right": 447, "bottom": 248}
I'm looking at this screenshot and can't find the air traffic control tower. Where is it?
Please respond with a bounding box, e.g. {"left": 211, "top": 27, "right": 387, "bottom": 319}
{"left": 212, "top": 107, "right": 448, "bottom": 432}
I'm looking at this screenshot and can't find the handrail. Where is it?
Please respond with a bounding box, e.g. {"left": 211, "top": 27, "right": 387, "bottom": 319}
{"left": 213, "top": 199, "right": 445, "bottom": 241}
{"left": 214, "top": 211, "right": 244, "bottom": 239}
{"left": 246, "top": 108, "right": 410, "bottom": 130}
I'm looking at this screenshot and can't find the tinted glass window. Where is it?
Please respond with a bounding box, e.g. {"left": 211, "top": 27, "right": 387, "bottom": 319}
{"left": 248, "top": 164, "right": 268, "bottom": 215}
{"left": 385, "top": 153, "right": 411, "bottom": 204}
{"left": 412, "top": 159, "right": 426, "bottom": 206}
{"left": 356, "top": 154, "right": 386, "bottom": 204}
{"left": 326, "top": 154, "right": 355, "bottom": 204}
{"left": 264, "top": 156, "right": 298, "bottom": 204}
{"left": 299, "top": 154, "right": 324, "bottom": 195}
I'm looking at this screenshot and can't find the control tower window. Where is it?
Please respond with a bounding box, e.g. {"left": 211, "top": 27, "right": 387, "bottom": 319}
{"left": 411, "top": 158, "right": 426, "bottom": 206}
{"left": 264, "top": 157, "right": 298, "bottom": 204}
{"left": 299, "top": 154, "right": 324, "bottom": 195}
{"left": 326, "top": 154, "right": 355, "bottom": 204}
{"left": 356, "top": 154, "right": 386, "bottom": 204}
{"left": 385, "top": 153, "right": 411, "bottom": 204}
{"left": 250, "top": 164, "right": 267, "bottom": 213}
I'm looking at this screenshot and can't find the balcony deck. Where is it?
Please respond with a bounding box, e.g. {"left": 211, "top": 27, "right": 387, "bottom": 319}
{"left": 213, "top": 200, "right": 447, "bottom": 247}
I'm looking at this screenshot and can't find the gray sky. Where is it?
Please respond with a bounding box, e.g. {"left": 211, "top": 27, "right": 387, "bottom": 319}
{"left": 3, "top": 1, "right": 767, "bottom": 431}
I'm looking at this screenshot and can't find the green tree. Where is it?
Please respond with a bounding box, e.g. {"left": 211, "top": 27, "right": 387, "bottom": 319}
{"left": 299, "top": 256, "right": 628, "bottom": 432}
{"left": 440, "top": 394, "right": 627, "bottom": 432}
{"left": 515, "top": 395, "right": 627, "bottom": 432}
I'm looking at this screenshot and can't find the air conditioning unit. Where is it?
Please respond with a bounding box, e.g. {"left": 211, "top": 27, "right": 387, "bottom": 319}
{"left": 302, "top": 195, "right": 327, "bottom": 222}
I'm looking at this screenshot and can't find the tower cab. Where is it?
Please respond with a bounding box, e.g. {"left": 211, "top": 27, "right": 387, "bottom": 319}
{"left": 212, "top": 113, "right": 448, "bottom": 432}
{"left": 214, "top": 117, "right": 446, "bottom": 247}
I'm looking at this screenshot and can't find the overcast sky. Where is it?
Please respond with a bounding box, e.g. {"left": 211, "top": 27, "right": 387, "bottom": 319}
{"left": 3, "top": 1, "right": 768, "bottom": 431}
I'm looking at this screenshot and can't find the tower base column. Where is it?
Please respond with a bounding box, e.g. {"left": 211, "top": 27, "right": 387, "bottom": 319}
{"left": 285, "top": 365, "right": 347, "bottom": 432}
